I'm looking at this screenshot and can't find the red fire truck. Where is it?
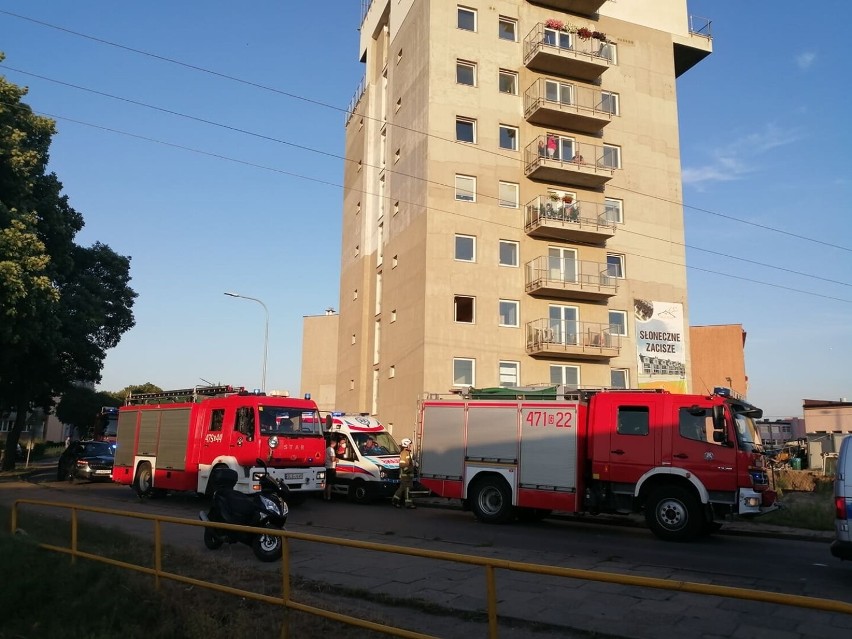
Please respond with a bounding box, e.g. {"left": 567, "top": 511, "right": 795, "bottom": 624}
{"left": 112, "top": 385, "right": 326, "bottom": 499}
{"left": 417, "top": 386, "right": 776, "bottom": 541}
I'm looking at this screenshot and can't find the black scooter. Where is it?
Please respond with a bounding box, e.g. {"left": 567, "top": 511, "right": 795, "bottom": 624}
{"left": 199, "top": 458, "right": 289, "bottom": 562}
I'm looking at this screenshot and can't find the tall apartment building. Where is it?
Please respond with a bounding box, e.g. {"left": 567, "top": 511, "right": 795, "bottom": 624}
{"left": 306, "top": 0, "right": 713, "bottom": 435}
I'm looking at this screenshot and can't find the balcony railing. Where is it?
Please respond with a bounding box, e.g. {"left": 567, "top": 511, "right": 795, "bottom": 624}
{"left": 674, "top": 15, "right": 713, "bottom": 77}
{"left": 525, "top": 256, "right": 617, "bottom": 300}
{"left": 345, "top": 75, "right": 367, "bottom": 126}
{"left": 526, "top": 319, "right": 620, "bottom": 359}
{"left": 525, "top": 136, "right": 616, "bottom": 187}
{"left": 524, "top": 79, "right": 616, "bottom": 134}
{"left": 524, "top": 195, "right": 616, "bottom": 243}
{"left": 523, "top": 22, "right": 615, "bottom": 81}
{"left": 526, "top": 0, "right": 607, "bottom": 17}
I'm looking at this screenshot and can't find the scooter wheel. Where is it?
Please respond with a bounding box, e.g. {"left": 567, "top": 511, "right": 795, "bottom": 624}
{"left": 203, "top": 527, "right": 223, "bottom": 550}
{"left": 252, "top": 527, "right": 283, "bottom": 562}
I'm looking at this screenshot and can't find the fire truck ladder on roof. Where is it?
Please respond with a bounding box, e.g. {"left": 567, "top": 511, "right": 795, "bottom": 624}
{"left": 125, "top": 385, "right": 238, "bottom": 405}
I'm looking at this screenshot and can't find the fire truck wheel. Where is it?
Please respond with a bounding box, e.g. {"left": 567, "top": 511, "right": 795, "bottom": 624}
{"left": 470, "top": 476, "right": 513, "bottom": 524}
{"left": 252, "top": 526, "right": 283, "bottom": 562}
{"left": 350, "top": 480, "right": 371, "bottom": 504}
{"left": 645, "top": 485, "right": 703, "bottom": 541}
{"left": 133, "top": 462, "right": 154, "bottom": 498}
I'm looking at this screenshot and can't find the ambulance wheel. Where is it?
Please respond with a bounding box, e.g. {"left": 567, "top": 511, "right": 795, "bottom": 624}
{"left": 350, "top": 480, "right": 371, "bottom": 504}
{"left": 252, "top": 526, "right": 283, "bottom": 562}
{"left": 470, "top": 476, "right": 513, "bottom": 524}
{"left": 133, "top": 462, "right": 153, "bottom": 498}
{"left": 645, "top": 485, "right": 704, "bottom": 541}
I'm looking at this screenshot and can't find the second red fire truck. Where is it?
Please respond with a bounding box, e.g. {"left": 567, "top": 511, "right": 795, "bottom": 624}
{"left": 112, "top": 385, "right": 326, "bottom": 499}
{"left": 417, "top": 386, "right": 777, "bottom": 541}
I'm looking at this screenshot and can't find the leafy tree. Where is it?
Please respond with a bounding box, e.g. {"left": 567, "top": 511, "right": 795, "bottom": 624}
{"left": 56, "top": 386, "right": 121, "bottom": 440}
{"left": 106, "top": 382, "right": 164, "bottom": 404}
{"left": 0, "top": 58, "right": 137, "bottom": 469}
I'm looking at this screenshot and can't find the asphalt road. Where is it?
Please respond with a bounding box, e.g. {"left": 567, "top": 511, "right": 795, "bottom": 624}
{"left": 7, "top": 464, "right": 850, "bottom": 607}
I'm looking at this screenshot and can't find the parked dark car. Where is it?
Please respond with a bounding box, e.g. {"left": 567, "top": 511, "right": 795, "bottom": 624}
{"left": 57, "top": 440, "right": 115, "bottom": 482}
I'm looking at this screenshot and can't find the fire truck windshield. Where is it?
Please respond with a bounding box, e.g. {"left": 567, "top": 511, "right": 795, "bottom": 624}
{"left": 733, "top": 412, "right": 763, "bottom": 453}
{"left": 258, "top": 406, "right": 323, "bottom": 436}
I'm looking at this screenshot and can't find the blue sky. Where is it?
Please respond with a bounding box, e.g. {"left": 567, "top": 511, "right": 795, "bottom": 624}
{"left": 1, "top": 1, "right": 849, "bottom": 419}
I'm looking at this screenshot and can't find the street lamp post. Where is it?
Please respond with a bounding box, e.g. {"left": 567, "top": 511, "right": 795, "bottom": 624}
{"left": 224, "top": 292, "right": 269, "bottom": 392}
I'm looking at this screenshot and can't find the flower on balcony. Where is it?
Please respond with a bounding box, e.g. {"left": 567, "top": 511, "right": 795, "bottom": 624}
{"left": 592, "top": 31, "right": 608, "bottom": 42}
{"left": 545, "top": 18, "right": 564, "bottom": 30}
{"left": 549, "top": 193, "right": 561, "bottom": 202}
{"left": 577, "top": 27, "right": 593, "bottom": 40}
{"left": 562, "top": 195, "right": 574, "bottom": 204}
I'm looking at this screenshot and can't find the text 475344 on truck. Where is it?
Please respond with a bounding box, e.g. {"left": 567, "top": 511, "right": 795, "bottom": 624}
{"left": 417, "top": 386, "right": 777, "bottom": 541}
{"left": 112, "top": 385, "right": 326, "bottom": 499}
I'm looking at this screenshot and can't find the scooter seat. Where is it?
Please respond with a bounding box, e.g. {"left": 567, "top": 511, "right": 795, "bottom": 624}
{"left": 215, "top": 488, "right": 260, "bottom": 524}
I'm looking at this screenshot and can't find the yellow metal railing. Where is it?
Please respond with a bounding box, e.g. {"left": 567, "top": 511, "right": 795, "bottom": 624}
{"left": 11, "top": 498, "right": 852, "bottom": 639}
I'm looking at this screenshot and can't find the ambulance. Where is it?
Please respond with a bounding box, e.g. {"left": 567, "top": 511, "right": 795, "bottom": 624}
{"left": 323, "top": 412, "right": 402, "bottom": 503}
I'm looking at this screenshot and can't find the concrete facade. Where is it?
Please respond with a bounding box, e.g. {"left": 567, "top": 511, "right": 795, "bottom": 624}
{"left": 303, "top": 0, "right": 713, "bottom": 437}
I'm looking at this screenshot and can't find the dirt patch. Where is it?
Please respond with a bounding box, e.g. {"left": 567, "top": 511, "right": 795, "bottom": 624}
{"left": 771, "top": 469, "right": 832, "bottom": 493}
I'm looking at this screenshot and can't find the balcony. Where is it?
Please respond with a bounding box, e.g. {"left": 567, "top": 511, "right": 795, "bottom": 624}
{"left": 523, "top": 23, "right": 615, "bottom": 81}
{"left": 525, "top": 136, "right": 616, "bottom": 188}
{"left": 524, "top": 195, "right": 616, "bottom": 243}
{"left": 524, "top": 79, "right": 615, "bottom": 134}
{"left": 526, "top": 0, "right": 607, "bottom": 16}
{"left": 526, "top": 319, "right": 620, "bottom": 360}
{"left": 674, "top": 15, "right": 713, "bottom": 77}
{"left": 525, "top": 257, "right": 617, "bottom": 301}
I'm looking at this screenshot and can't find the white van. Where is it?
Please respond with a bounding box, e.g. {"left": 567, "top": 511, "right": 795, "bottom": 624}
{"left": 324, "top": 413, "right": 402, "bottom": 503}
{"left": 831, "top": 435, "right": 852, "bottom": 561}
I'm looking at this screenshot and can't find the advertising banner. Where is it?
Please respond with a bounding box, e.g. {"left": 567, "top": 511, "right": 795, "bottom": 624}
{"left": 634, "top": 299, "right": 687, "bottom": 393}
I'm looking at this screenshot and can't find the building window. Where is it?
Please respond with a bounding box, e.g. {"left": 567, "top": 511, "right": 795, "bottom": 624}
{"left": 392, "top": 255, "right": 398, "bottom": 268}
{"left": 498, "top": 181, "right": 519, "bottom": 208}
{"left": 455, "top": 234, "right": 476, "bottom": 262}
{"left": 498, "top": 240, "right": 519, "bottom": 267}
{"left": 499, "top": 125, "right": 518, "bottom": 151}
{"left": 498, "top": 69, "right": 518, "bottom": 95}
{"left": 456, "top": 117, "right": 476, "bottom": 143}
{"left": 539, "top": 133, "right": 575, "bottom": 161}
{"left": 391, "top": 309, "right": 397, "bottom": 322}
{"left": 349, "top": 379, "right": 355, "bottom": 390}
{"left": 611, "top": 369, "right": 629, "bottom": 389}
{"left": 604, "top": 198, "right": 623, "bottom": 224}
{"left": 394, "top": 148, "right": 400, "bottom": 163}
{"left": 453, "top": 358, "right": 475, "bottom": 387}
{"left": 606, "top": 253, "right": 625, "bottom": 278}
{"left": 389, "top": 366, "right": 396, "bottom": 378}
{"left": 353, "top": 289, "right": 358, "bottom": 300}
{"left": 351, "top": 333, "right": 356, "bottom": 345}
{"left": 609, "top": 310, "right": 627, "bottom": 336}
{"left": 457, "top": 6, "right": 476, "bottom": 32}
{"left": 599, "top": 41, "right": 617, "bottom": 64}
{"left": 498, "top": 17, "right": 517, "bottom": 41}
{"left": 499, "top": 300, "right": 519, "bottom": 327}
{"left": 456, "top": 59, "right": 476, "bottom": 86}
{"left": 454, "top": 295, "right": 475, "bottom": 323}
{"left": 393, "top": 201, "right": 400, "bottom": 215}
{"left": 550, "top": 365, "right": 579, "bottom": 388}
{"left": 545, "top": 79, "right": 573, "bottom": 105}
{"left": 455, "top": 174, "right": 476, "bottom": 202}
{"left": 499, "top": 361, "right": 519, "bottom": 387}
{"left": 600, "top": 91, "right": 620, "bottom": 115}
{"left": 601, "top": 144, "right": 622, "bottom": 169}
{"left": 543, "top": 27, "right": 572, "bottom": 50}
{"left": 395, "top": 97, "right": 401, "bottom": 112}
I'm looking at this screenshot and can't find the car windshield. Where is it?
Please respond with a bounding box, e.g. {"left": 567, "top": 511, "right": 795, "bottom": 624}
{"left": 258, "top": 407, "right": 324, "bottom": 436}
{"left": 352, "top": 432, "right": 400, "bottom": 455}
{"left": 733, "top": 413, "right": 762, "bottom": 453}
{"left": 82, "top": 441, "right": 115, "bottom": 457}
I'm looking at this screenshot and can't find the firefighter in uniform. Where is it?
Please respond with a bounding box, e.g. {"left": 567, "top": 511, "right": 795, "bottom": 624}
{"left": 392, "top": 438, "right": 416, "bottom": 509}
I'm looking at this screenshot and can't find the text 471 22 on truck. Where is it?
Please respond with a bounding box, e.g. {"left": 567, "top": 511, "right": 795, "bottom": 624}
{"left": 417, "top": 386, "right": 777, "bottom": 541}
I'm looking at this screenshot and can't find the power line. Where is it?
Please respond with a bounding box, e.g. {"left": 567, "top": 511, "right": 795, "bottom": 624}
{"left": 3, "top": 62, "right": 849, "bottom": 295}
{"left": 19, "top": 105, "right": 852, "bottom": 305}
{"left": 2, "top": 8, "right": 850, "bottom": 256}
